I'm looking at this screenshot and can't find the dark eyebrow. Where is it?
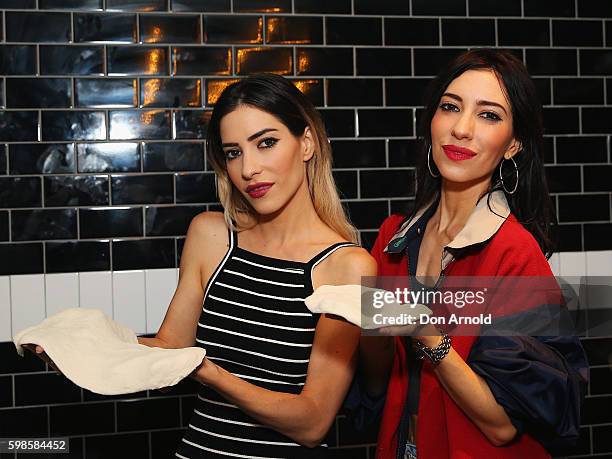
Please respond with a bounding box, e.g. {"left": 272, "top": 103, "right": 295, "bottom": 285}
{"left": 441, "top": 92, "right": 508, "bottom": 115}
{"left": 221, "top": 128, "right": 279, "bottom": 147}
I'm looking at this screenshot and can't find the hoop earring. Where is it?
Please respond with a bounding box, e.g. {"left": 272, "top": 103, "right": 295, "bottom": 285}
{"left": 499, "top": 156, "right": 518, "bottom": 194}
{"left": 427, "top": 145, "right": 440, "bottom": 178}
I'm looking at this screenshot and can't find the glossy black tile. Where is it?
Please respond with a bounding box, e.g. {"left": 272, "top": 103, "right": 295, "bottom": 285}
{"left": 558, "top": 194, "right": 610, "bottom": 222}
{"left": 77, "top": 142, "right": 140, "bottom": 173}
{"left": 584, "top": 165, "right": 612, "bottom": 192}
{"left": 414, "top": 48, "right": 472, "bottom": 77}
{"left": 291, "top": 79, "right": 323, "bottom": 106}
{"left": 173, "top": 110, "right": 211, "bottom": 139}
{"left": 578, "top": 0, "right": 612, "bottom": 17}
{"left": 50, "top": 403, "right": 114, "bottom": 436}
{"left": 555, "top": 223, "right": 582, "bottom": 251}
{"left": 235, "top": 47, "right": 292, "bottom": 75}
{"left": 40, "top": 45, "right": 104, "bottom": 75}
{"left": 332, "top": 170, "right": 357, "bottom": 199}
{"left": 266, "top": 16, "right": 322, "bottom": 44}
{"left": 86, "top": 433, "right": 149, "bottom": 459}
{"left": 357, "top": 48, "right": 411, "bottom": 76}
{"left": 545, "top": 165, "right": 581, "bottom": 193}
{"left": 0, "top": 146, "right": 5, "bottom": 175}
{"left": 593, "top": 425, "right": 612, "bottom": 453}
{"left": 360, "top": 169, "right": 414, "bottom": 198}
{"left": 140, "top": 78, "right": 201, "bottom": 108}
{"left": 0, "top": 376, "right": 11, "bottom": 407}
{"left": 0, "top": 341, "right": 44, "bottom": 373}
{"left": 556, "top": 136, "right": 607, "bottom": 163}
{"left": 6, "top": 12, "right": 70, "bottom": 43}
{"left": 82, "top": 388, "right": 147, "bottom": 402}
{"left": 0, "top": 407, "right": 48, "bottom": 437}
{"left": 143, "top": 142, "right": 204, "bottom": 171}
{"left": 45, "top": 240, "right": 110, "bottom": 272}
{"left": 233, "top": 0, "right": 290, "bottom": 12}
{"left": 172, "top": 0, "right": 230, "bottom": 12}
{"left": 542, "top": 107, "right": 579, "bottom": 135}
{"left": 111, "top": 174, "right": 173, "bottom": 204}
{"left": 74, "top": 13, "right": 137, "bottom": 43}
{"left": 107, "top": 46, "right": 169, "bottom": 76}
{"left": 172, "top": 47, "right": 232, "bottom": 75}
{"left": 176, "top": 237, "right": 186, "bottom": 263}
{"left": 12, "top": 209, "right": 77, "bottom": 241}
{"left": 80, "top": 207, "right": 142, "bottom": 238}
{"left": 327, "top": 79, "right": 382, "bottom": 107}
{"left": 318, "top": 109, "right": 354, "bottom": 138}
{"left": 14, "top": 373, "right": 81, "bottom": 406}
{"left": 354, "top": 0, "right": 408, "bottom": 14}
{"left": 580, "top": 50, "right": 612, "bottom": 76}
{"left": 0, "top": 111, "right": 38, "bottom": 142}
{"left": 76, "top": 78, "right": 137, "bottom": 108}
{"left": 412, "top": 0, "right": 465, "bottom": 15}
{"left": 532, "top": 78, "right": 551, "bottom": 106}
{"left": 118, "top": 398, "right": 181, "bottom": 431}
{"left": 345, "top": 200, "right": 388, "bottom": 230}
{"left": 0, "top": 177, "right": 41, "bottom": 208}
{"left": 358, "top": 109, "right": 413, "bottom": 137}
{"left": 581, "top": 395, "right": 612, "bottom": 426}
{"left": 526, "top": 49, "right": 577, "bottom": 76}
{"left": 582, "top": 108, "right": 612, "bottom": 134}
{"left": 203, "top": 16, "right": 262, "bottom": 44}
{"left": 384, "top": 18, "right": 438, "bottom": 46}
{"left": 175, "top": 172, "right": 216, "bottom": 203}
{"left": 296, "top": 47, "right": 353, "bottom": 76}
{"left": 553, "top": 20, "right": 603, "bottom": 47}
{"left": 385, "top": 78, "right": 431, "bottom": 107}
{"left": 140, "top": 14, "right": 201, "bottom": 44}
{"left": 9, "top": 143, "right": 75, "bottom": 175}
{"left": 40, "top": 0, "right": 102, "bottom": 9}
{"left": 112, "top": 238, "right": 176, "bottom": 270}
{"left": 151, "top": 429, "right": 185, "bottom": 459}
{"left": 44, "top": 175, "right": 109, "bottom": 207}
{"left": 205, "top": 78, "right": 240, "bottom": 105}
{"left": 0, "top": 0, "right": 36, "bottom": 7}
{"left": 554, "top": 78, "right": 604, "bottom": 105}
{"left": 525, "top": 0, "right": 574, "bottom": 16}
{"left": 498, "top": 19, "right": 550, "bottom": 46}
{"left": 584, "top": 223, "right": 612, "bottom": 250}
{"left": 294, "top": 0, "right": 350, "bottom": 13}
{"left": 326, "top": 17, "right": 382, "bottom": 46}
{"left": 42, "top": 111, "right": 106, "bottom": 141}
{"left": 0, "top": 243, "right": 44, "bottom": 275}
{"left": 6, "top": 78, "right": 71, "bottom": 109}
{"left": 146, "top": 205, "right": 203, "bottom": 236}
{"left": 388, "top": 139, "right": 421, "bottom": 167}
{"left": 109, "top": 110, "right": 171, "bottom": 140}
{"left": 442, "top": 19, "right": 495, "bottom": 46}
{"left": 0, "top": 45, "right": 36, "bottom": 75}
{"left": 468, "top": 0, "right": 520, "bottom": 16}
{"left": 106, "top": 0, "right": 167, "bottom": 11}
{"left": 0, "top": 211, "right": 8, "bottom": 241}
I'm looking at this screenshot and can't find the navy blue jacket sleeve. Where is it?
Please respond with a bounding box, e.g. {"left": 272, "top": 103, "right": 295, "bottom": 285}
{"left": 467, "top": 334, "right": 589, "bottom": 454}
{"left": 343, "top": 371, "right": 387, "bottom": 432}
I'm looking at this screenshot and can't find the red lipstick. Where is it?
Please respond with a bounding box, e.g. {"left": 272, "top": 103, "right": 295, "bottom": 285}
{"left": 246, "top": 182, "right": 273, "bottom": 198}
{"left": 442, "top": 145, "right": 477, "bottom": 161}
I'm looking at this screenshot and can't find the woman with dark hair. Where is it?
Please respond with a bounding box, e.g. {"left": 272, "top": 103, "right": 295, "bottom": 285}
{"left": 352, "top": 49, "right": 588, "bottom": 458}
{"left": 137, "top": 74, "right": 376, "bottom": 457}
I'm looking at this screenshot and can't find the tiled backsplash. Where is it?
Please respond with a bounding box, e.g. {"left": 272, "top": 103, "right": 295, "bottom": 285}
{"left": 0, "top": 0, "right": 611, "bottom": 457}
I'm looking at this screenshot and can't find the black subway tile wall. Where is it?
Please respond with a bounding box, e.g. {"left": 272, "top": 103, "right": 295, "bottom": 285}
{"left": 0, "top": 2, "right": 610, "bottom": 458}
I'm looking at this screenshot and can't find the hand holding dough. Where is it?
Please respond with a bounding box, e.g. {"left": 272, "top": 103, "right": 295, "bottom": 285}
{"left": 305, "top": 284, "right": 432, "bottom": 331}
{"left": 13, "top": 308, "right": 206, "bottom": 395}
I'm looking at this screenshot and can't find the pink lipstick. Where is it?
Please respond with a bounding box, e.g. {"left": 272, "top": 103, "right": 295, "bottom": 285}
{"left": 246, "top": 182, "right": 273, "bottom": 198}
{"left": 442, "top": 145, "right": 477, "bottom": 161}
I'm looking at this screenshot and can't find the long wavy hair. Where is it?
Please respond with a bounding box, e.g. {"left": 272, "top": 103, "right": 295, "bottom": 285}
{"left": 206, "top": 74, "right": 358, "bottom": 244}
{"left": 409, "top": 49, "right": 557, "bottom": 258}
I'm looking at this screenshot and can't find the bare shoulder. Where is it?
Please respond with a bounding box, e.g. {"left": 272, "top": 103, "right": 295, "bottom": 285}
{"left": 188, "top": 211, "right": 227, "bottom": 241}
{"left": 182, "top": 211, "right": 230, "bottom": 277}
{"left": 315, "top": 245, "right": 377, "bottom": 287}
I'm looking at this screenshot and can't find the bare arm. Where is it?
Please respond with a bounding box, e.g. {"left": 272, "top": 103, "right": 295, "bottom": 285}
{"left": 192, "top": 248, "right": 378, "bottom": 447}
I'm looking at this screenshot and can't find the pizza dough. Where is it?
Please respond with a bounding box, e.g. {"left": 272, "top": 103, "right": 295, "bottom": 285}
{"left": 13, "top": 308, "right": 206, "bottom": 395}
{"left": 305, "top": 284, "right": 432, "bottom": 330}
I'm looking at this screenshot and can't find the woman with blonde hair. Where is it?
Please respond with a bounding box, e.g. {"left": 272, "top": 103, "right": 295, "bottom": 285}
{"left": 139, "top": 73, "right": 376, "bottom": 458}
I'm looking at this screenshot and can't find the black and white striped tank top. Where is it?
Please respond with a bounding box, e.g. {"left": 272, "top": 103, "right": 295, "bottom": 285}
{"left": 175, "top": 229, "right": 356, "bottom": 459}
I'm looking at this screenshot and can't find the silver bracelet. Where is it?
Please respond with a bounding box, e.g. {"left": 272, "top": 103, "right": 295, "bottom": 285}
{"left": 414, "top": 332, "right": 451, "bottom": 366}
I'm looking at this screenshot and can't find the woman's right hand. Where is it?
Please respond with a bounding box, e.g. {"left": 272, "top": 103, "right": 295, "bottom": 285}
{"left": 21, "top": 344, "right": 63, "bottom": 375}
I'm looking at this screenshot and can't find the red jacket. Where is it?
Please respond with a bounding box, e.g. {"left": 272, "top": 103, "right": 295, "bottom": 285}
{"left": 370, "top": 192, "right": 585, "bottom": 459}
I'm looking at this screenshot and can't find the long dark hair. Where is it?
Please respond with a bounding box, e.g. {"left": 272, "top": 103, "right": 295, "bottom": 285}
{"left": 206, "top": 73, "right": 358, "bottom": 243}
{"left": 409, "top": 49, "right": 557, "bottom": 258}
